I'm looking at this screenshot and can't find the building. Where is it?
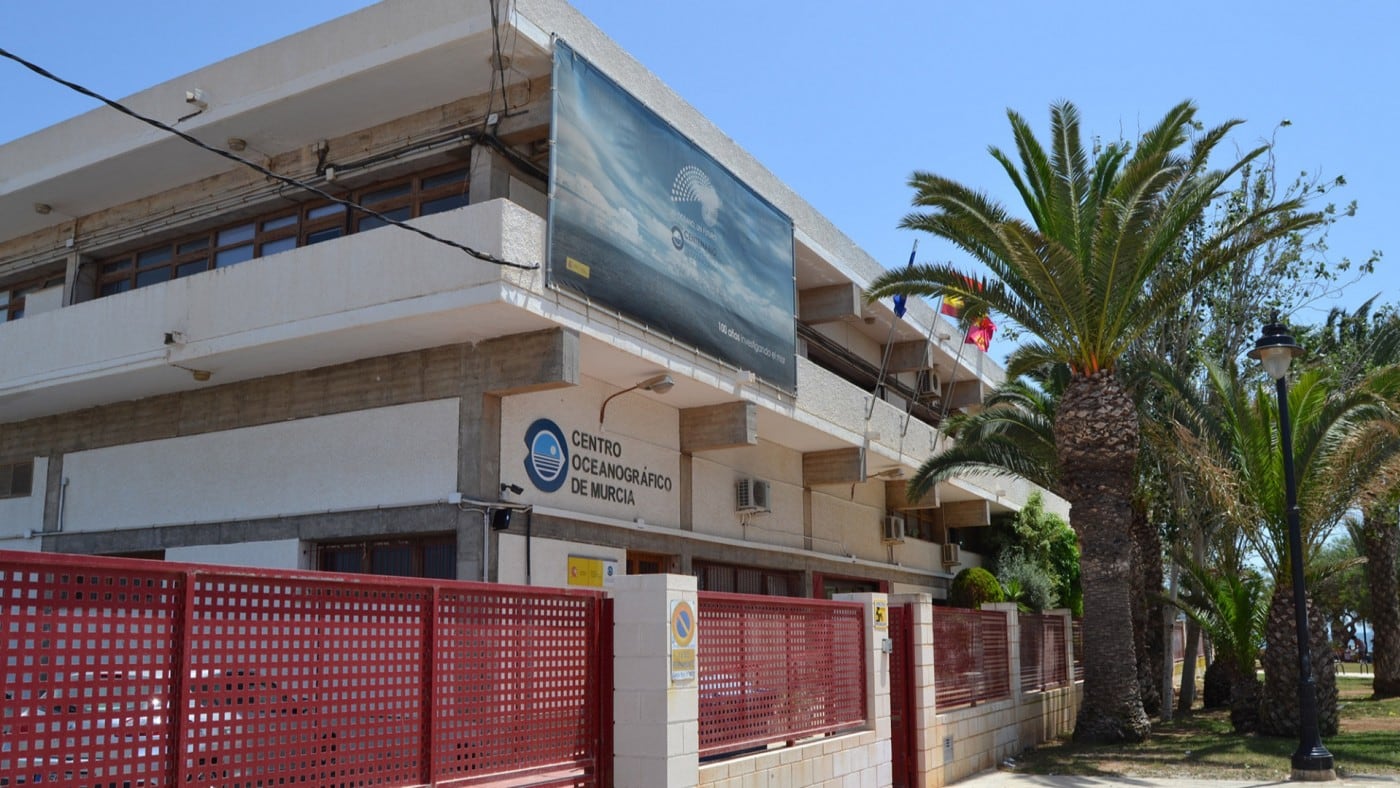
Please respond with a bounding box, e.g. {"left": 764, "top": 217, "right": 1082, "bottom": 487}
{"left": 0, "top": 0, "right": 1066, "bottom": 598}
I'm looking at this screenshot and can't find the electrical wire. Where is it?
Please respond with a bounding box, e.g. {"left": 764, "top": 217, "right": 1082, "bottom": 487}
{"left": 0, "top": 46, "right": 537, "bottom": 271}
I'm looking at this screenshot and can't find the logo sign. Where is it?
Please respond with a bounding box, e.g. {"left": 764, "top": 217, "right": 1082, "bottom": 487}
{"left": 567, "top": 555, "right": 619, "bottom": 588}
{"left": 523, "top": 418, "right": 569, "bottom": 492}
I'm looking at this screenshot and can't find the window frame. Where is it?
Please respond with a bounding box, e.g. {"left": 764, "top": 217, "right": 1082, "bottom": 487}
{"left": 95, "top": 162, "right": 471, "bottom": 296}
{"left": 315, "top": 534, "right": 457, "bottom": 580}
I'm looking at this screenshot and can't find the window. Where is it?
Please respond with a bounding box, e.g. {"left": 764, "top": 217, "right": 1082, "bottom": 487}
{"left": 1, "top": 272, "right": 65, "bottom": 323}
{"left": 316, "top": 534, "right": 456, "bottom": 579}
{"left": 692, "top": 560, "right": 801, "bottom": 596}
{"left": 0, "top": 460, "right": 34, "bottom": 499}
{"left": 96, "top": 163, "right": 471, "bottom": 297}
{"left": 627, "top": 551, "right": 673, "bottom": 575}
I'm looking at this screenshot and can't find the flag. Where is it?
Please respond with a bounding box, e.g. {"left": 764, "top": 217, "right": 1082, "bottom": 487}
{"left": 892, "top": 240, "right": 917, "bottom": 318}
{"left": 940, "top": 293, "right": 964, "bottom": 319}
{"left": 966, "top": 315, "right": 996, "bottom": 352}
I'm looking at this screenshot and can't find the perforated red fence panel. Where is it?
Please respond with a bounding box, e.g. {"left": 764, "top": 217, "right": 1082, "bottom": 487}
{"left": 1, "top": 559, "right": 182, "bottom": 788}
{"left": 182, "top": 574, "right": 433, "bottom": 786}
{"left": 931, "top": 607, "right": 1009, "bottom": 710}
{"left": 1071, "top": 619, "right": 1085, "bottom": 681}
{"left": 1018, "top": 614, "right": 1068, "bottom": 693}
{"left": 0, "top": 550, "right": 609, "bottom": 788}
{"left": 696, "top": 592, "right": 865, "bottom": 758}
{"left": 432, "top": 586, "right": 610, "bottom": 786}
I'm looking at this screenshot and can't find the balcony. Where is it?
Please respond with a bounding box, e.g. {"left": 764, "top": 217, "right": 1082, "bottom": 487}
{"left": 0, "top": 199, "right": 552, "bottom": 423}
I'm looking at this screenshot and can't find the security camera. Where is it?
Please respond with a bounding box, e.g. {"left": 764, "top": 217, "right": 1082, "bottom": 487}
{"left": 501, "top": 483, "right": 525, "bottom": 495}
{"left": 184, "top": 89, "right": 208, "bottom": 110}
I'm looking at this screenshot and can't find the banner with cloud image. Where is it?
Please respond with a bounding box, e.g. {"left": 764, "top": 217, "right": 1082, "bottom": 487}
{"left": 548, "top": 40, "right": 796, "bottom": 390}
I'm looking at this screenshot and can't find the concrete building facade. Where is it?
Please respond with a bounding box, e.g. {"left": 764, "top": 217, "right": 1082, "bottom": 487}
{"left": 0, "top": 0, "right": 1066, "bottom": 599}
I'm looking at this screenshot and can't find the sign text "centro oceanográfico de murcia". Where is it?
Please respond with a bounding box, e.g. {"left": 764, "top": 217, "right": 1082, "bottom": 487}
{"left": 568, "top": 428, "right": 672, "bottom": 505}
{"left": 523, "top": 417, "right": 673, "bottom": 507}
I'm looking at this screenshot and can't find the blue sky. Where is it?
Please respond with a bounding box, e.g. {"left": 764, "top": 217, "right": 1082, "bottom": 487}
{"left": 5, "top": 1, "right": 1395, "bottom": 359}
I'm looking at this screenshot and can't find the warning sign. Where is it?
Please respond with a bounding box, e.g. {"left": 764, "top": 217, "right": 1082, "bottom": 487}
{"left": 669, "top": 599, "right": 697, "bottom": 682}
{"left": 874, "top": 602, "right": 889, "bottom": 631}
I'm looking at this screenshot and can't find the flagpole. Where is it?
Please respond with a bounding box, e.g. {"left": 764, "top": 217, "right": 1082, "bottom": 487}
{"left": 866, "top": 240, "right": 917, "bottom": 421}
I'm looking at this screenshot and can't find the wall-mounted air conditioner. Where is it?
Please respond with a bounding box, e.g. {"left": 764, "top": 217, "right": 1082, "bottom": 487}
{"left": 941, "top": 542, "right": 960, "bottom": 566}
{"left": 736, "top": 478, "right": 771, "bottom": 513}
{"left": 881, "top": 515, "right": 906, "bottom": 544}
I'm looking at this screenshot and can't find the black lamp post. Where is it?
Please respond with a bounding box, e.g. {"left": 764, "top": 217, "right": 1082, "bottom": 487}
{"left": 1248, "top": 319, "right": 1336, "bottom": 780}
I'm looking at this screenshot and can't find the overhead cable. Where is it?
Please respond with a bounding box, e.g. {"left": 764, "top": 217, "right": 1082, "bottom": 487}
{"left": 0, "top": 46, "right": 537, "bottom": 270}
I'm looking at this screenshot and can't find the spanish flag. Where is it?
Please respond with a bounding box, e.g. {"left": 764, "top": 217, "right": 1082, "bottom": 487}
{"left": 966, "top": 315, "right": 996, "bottom": 352}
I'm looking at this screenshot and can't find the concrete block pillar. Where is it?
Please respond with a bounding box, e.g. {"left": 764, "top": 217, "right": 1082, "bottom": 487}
{"left": 834, "top": 591, "right": 893, "bottom": 783}
{"left": 611, "top": 574, "right": 699, "bottom": 788}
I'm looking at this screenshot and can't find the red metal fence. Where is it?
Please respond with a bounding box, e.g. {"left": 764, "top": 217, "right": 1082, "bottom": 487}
{"left": 1018, "top": 613, "right": 1069, "bottom": 693}
{"left": 0, "top": 550, "right": 610, "bottom": 788}
{"left": 696, "top": 591, "right": 865, "bottom": 758}
{"left": 931, "top": 607, "right": 1010, "bottom": 710}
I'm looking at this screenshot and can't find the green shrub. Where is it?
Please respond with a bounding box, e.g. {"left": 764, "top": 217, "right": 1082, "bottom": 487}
{"left": 949, "top": 567, "right": 1004, "bottom": 609}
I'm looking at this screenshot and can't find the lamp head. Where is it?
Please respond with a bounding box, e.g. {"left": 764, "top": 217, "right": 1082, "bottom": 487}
{"left": 1247, "top": 319, "right": 1304, "bottom": 381}
{"left": 638, "top": 374, "right": 674, "bottom": 394}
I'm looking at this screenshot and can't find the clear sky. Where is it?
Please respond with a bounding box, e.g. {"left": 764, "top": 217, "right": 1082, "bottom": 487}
{"left": 4, "top": 1, "right": 1396, "bottom": 359}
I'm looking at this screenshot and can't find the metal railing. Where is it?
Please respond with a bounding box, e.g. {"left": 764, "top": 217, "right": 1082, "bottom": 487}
{"left": 696, "top": 591, "right": 866, "bottom": 758}
{"left": 932, "top": 607, "right": 1011, "bottom": 709}
{"left": 0, "top": 550, "right": 611, "bottom": 787}
{"left": 1018, "top": 613, "right": 1069, "bottom": 693}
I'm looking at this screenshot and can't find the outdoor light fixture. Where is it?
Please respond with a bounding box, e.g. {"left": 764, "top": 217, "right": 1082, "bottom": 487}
{"left": 1247, "top": 316, "right": 1335, "bottom": 780}
{"left": 598, "top": 373, "right": 674, "bottom": 424}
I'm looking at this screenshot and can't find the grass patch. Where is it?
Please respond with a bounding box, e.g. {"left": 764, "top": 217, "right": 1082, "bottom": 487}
{"left": 1009, "top": 684, "right": 1400, "bottom": 780}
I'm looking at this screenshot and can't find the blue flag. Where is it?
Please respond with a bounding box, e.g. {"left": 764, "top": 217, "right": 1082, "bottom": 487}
{"left": 892, "top": 240, "right": 917, "bottom": 318}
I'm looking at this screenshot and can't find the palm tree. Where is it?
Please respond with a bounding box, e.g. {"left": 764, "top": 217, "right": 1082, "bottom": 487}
{"left": 1167, "top": 358, "right": 1400, "bottom": 736}
{"left": 869, "top": 100, "right": 1321, "bottom": 743}
{"left": 1169, "top": 560, "right": 1269, "bottom": 732}
{"left": 909, "top": 365, "right": 1061, "bottom": 497}
{"left": 1300, "top": 299, "right": 1400, "bottom": 698}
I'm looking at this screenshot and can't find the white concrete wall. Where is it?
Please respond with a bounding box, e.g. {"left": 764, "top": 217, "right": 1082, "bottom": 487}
{"left": 0, "top": 456, "right": 46, "bottom": 542}
{"left": 166, "top": 538, "right": 302, "bottom": 569}
{"left": 690, "top": 443, "right": 803, "bottom": 547}
{"left": 62, "top": 399, "right": 459, "bottom": 531}
{"left": 496, "top": 532, "right": 625, "bottom": 589}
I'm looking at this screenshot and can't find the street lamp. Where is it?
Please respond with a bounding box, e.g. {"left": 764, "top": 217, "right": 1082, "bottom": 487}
{"left": 1247, "top": 318, "right": 1336, "bottom": 781}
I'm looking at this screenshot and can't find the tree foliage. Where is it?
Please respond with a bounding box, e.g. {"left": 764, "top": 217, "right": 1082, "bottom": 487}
{"left": 949, "top": 567, "right": 1005, "bottom": 609}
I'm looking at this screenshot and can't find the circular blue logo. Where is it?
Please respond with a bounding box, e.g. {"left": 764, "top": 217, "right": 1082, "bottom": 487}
{"left": 524, "top": 418, "right": 568, "bottom": 492}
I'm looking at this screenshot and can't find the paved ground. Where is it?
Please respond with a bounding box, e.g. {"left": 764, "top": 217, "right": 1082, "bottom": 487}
{"left": 955, "top": 770, "right": 1400, "bottom": 787}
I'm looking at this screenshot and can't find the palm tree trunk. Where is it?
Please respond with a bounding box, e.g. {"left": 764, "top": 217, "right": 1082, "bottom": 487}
{"left": 1361, "top": 506, "right": 1400, "bottom": 697}
{"left": 1259, "top": 584, "right": 1338, "bottom": 737}
{"left": 1177, "top": 619, "right": 1202, "bottom": 713}
{"left": 1131, "top": 499, "right": 1164, "bottom": 717}
{"left": 1056, "top": 371, "right": 1151, "bottom": 743}
{"left": 1227, "top": 664, "right": 1261, "bottom": 733}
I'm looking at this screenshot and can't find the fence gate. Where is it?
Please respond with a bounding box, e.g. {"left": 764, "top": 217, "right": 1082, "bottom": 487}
{"left": 888, "top": 603, "right": 918, "bottom": 788}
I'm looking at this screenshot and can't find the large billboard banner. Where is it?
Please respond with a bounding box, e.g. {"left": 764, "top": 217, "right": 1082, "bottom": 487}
{"left": 549, "top": 40, "right": 796, "bottom": 390}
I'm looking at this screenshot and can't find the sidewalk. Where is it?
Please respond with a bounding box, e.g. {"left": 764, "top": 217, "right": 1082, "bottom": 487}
{"left": 955, "top": 770, "right": 1400, "bottom": 787}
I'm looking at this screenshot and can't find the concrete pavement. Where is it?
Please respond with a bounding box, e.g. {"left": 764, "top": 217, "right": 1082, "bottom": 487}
{"left": 954, "top": 770, "right": 1400, "bottom": 787}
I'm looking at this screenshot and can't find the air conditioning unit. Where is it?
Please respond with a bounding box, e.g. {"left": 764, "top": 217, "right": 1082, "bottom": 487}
{"left": 941, "top": 542, "right": 960, "bottom": 566}
{"left": 736, "top": 478, "right": 771, "bottom": 513}
{"left": 881, "top": 515, "right": 906, "bottom": 545}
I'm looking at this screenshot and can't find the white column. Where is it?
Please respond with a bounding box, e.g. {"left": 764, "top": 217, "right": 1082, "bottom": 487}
{"left": 612, "top": 573, "right": 699, "bottom": 788}
{"left": 834, "top": 591, "right": 893, "bottom": 786}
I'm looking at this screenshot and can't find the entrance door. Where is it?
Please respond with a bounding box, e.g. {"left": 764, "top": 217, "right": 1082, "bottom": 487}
{"left": 889, "top": 603, "right": 918, "bottom": 788}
